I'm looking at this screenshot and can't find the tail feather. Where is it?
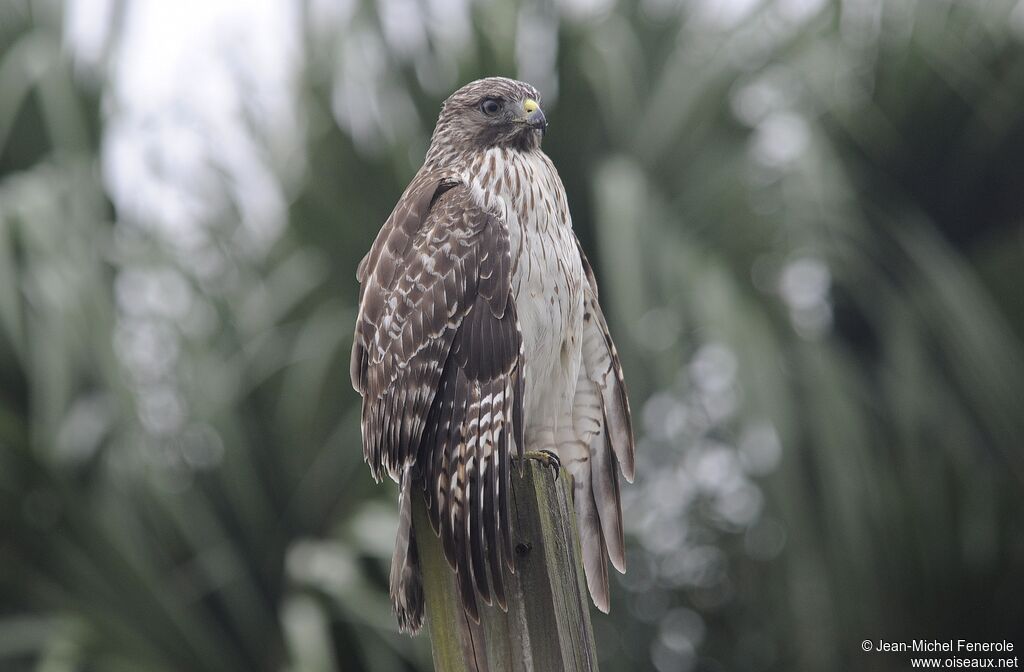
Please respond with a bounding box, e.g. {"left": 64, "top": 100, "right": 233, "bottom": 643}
{"left": 390, "top": 470, "right": 424, "bottom": 634}
{"left": 590, "top": 419, "right": 626, "bottom": 573}
{"left": 571, "top": 467, "right": 611, "bottom": 613}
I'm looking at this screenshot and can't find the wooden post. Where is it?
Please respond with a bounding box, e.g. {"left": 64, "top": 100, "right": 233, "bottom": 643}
{"left": 413, "top": 461, "right": 600, "bottom": 672}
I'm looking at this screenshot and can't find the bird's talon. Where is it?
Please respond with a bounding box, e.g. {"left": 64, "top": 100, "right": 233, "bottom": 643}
{"left": 521, "top": 450, "right": 561, "bottom": 479}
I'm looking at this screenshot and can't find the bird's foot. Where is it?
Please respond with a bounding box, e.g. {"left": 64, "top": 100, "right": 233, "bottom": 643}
{"left": 519, "top": 450, "right": 561, "bottom": 480}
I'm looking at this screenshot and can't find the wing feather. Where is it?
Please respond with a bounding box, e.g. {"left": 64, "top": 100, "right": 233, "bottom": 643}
{"left": 352, "top": 175, "right": 521, "bottom": 624}
{"left": 467, "top": 386, "right": 492, "bottom": 605}
{"left": 571, "top": 234, "right": 636, "bottom": 611}
{"left": 576, "top": 239, "right": 636, "bottom": 482}
{"left": 484, "top": 375, "right": 509, "bottom": 608}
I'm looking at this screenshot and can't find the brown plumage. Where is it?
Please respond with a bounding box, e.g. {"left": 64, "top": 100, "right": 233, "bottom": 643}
{"left": 351, "top": 77, "right": 634, "bottom": 633}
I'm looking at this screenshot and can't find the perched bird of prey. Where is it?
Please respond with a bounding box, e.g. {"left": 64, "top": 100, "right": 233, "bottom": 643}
{"left": 350, "top": 77, "right": 634, "bottom": 633}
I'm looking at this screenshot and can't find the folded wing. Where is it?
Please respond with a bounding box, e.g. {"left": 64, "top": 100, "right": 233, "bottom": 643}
{"left": 351, "top": 173, "right": 524, "bottom": 622}
{"left": 570, "top": 237, "right": 636, "bottom": 612}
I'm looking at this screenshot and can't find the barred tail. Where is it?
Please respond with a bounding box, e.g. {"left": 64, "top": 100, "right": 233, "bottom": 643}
{"left": 390, "top": 469, "right": 424, "bottom": 634}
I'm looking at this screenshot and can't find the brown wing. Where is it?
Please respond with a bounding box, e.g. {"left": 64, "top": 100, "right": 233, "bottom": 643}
{"left": 351, "top": 174, "right": 524, "bottom": 621}
{"left": 575, "top": 236, "right": 635, "bottom": 483}
{"left": 570, "top": 235, "right": 636, "bottom": 612}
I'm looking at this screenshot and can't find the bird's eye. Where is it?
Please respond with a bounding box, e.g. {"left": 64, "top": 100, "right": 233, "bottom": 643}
{"left": 480, "top": 99, "right": 501, "bottom": 115}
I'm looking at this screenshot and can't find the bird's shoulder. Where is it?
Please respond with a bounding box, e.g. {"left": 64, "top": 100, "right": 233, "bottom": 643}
{"left": 355, "top": 168, "right": 509, "bottom": 286}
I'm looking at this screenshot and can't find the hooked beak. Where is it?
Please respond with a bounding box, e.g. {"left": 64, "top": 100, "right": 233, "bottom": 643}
{"left": 522, "top": 98, "right": 547, "bottom": 132}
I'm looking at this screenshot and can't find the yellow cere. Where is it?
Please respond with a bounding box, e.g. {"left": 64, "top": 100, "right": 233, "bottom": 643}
{"left": 523, "top": 99, "right": 540, "bottom": 113}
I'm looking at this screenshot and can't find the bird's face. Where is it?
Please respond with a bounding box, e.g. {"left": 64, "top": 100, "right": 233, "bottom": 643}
{"left": 432, "top": 77, "right": 547, "bottom": 153}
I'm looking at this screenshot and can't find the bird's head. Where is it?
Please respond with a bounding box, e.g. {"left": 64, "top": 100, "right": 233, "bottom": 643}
{"left": 428, "top": 77, "right": 547, "bottom": 158}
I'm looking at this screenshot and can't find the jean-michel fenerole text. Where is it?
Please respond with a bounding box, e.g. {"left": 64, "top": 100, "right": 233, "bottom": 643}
{"left": 874, "top": 641, "right": 1015, "bottom": 653}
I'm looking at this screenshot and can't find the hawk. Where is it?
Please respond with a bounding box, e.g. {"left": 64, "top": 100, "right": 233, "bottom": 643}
{"left": 350, "top": 77, "right": 635, "bottom": 633}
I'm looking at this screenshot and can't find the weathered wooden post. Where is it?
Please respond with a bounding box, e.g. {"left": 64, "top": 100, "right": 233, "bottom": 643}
{"left": 412, "top": 461, "right": 600, "bottom": 671}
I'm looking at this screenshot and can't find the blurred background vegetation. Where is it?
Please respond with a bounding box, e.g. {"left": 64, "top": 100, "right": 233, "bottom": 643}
{"left": 2, "top": 0, "right": 1024, "bottom": 670}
